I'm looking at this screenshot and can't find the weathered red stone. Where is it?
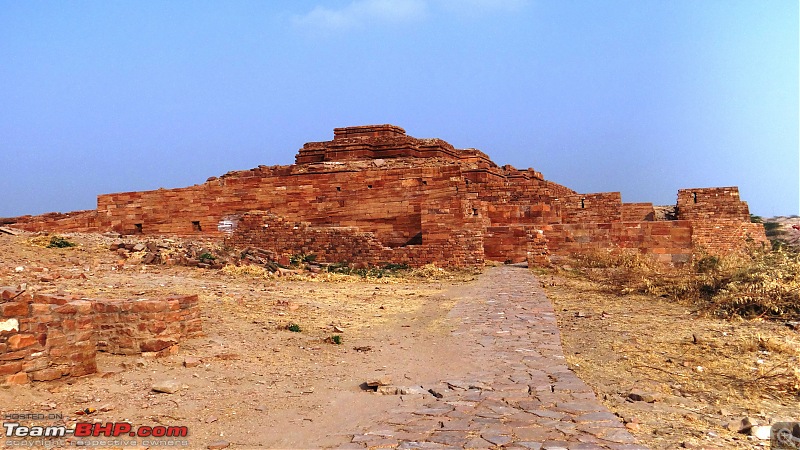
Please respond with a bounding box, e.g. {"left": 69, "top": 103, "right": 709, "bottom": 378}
{"left": 5, "top": 372, "right": 29, "bottom": 385}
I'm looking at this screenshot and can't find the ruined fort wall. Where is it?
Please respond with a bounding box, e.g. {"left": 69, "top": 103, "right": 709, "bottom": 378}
{"left": 0, "top": 126, "right": 767, "bottom": 267}
{"left": 5, "top": 210, "right": 100, "bottom": 233}
{"left": 95, "top": 164, "right": 467, "bottom": 247}
{"left": 690, "top": 220, "right": 769, "bottom": 255}
{"left": 674, "top": 187, "right": 766, "bottom": 255}
{"left": 676, "top": 187, "right": 751, "bottom": 221}
{"left": 0, "top": 288, "right": 201, "bottom": 385}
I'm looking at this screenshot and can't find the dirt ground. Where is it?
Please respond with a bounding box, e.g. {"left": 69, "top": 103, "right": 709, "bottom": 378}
{"left": 0, "top": 232, "right": 478, "bottom": 449}
{"left": 543, "top": 272, "right": 800, "bottom": 450}
{"left": 0, "top": 231, "right": 798, "bottom": 450}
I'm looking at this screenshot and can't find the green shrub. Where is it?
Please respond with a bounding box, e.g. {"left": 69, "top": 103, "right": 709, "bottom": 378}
{"left": 47, "top": 236, "right": 76, "bottom": 248}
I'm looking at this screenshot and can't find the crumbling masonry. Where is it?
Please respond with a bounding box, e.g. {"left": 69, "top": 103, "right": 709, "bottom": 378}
{"left": 3, "top": 125, "right": 767, "bottom": 267}
{"left": 0, "top": 287, "right": 201, "bottom": 385}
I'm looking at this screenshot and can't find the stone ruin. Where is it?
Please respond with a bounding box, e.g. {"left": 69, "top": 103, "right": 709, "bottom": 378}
{"left": 3, "top": 124, "right": 767, "bottom": 268}
{"left": 0, "top": 287, "right": 201, "bottom": 385}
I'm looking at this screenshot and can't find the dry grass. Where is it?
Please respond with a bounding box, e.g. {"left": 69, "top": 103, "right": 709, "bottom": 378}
{"left": 565, "top": 247, "right": 800, "bottom": 320}
{"left": 221, "top": 261, "right": 477, "bottom": 284}
{"left": 546, "top": 274, "right": 800, "bottom": 449}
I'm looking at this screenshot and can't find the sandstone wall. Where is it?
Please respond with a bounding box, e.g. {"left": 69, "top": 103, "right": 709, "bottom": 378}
{"left": 3, "top": 210, "right": 99, "bottom": 233}
{"left": 559, "top": 192, "right": 623, "bottom": 224}
{"left": 0, "top": 288, "right": 201, "bottom": 385}
{"left": 546, "top": 221, "right": 694, "bottom": 265}
{"left": 621, "top": 203, "right": 655, "bottom": 222}
{"left": 677, "top": 187, "right": 751, "bottom": 221}
{"left": 225, "top": 195, "right": 486, "bottom": 268}
{"left": 94, "top": 164, "right": 470, "bottom": 248}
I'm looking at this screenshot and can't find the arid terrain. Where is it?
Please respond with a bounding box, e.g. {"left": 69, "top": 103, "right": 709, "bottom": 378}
{"left": 0, "top": 229, "right": 798, "bottom": 450}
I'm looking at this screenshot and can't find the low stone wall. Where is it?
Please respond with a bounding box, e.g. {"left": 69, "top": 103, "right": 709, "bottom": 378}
{"left": 225, "top": 209, "right": 485, "bottom": 268}
{"left": 691, "top": 220, "right": 769, "bottom": 255}
{"left": 0, "top": 288, "right": 201, "bottom": 385}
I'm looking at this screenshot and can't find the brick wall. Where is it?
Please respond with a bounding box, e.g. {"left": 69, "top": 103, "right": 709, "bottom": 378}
{"left": 225, "top": 197, "right": 486, "bottom": 268}
{"left": 547, "top": 221, "right": 694, "bottom": 265}
{"left": 690, "top": 220, "right": 769, "bottom": 255}
{"left": 2, "top": 210, "right": 99, "bottom": 233}
{"left": 559, "top": 192, "right": 623, "bottom": 224}
{"left": 677, "top": 187, "right": 750, "bottom": 221}
{"left": 0, "top": 288, "right": 201, "bottom": 385}
{"left": 621, "top": 203, "right": 655, "bottom": 222}
{"left": 92, "top": 163, "right": 470, "bottom": 247}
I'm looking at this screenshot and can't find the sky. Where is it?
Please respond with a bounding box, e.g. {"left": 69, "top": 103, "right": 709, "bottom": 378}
{"left": 0, "top": 0, "right": 797, "bottom": 218}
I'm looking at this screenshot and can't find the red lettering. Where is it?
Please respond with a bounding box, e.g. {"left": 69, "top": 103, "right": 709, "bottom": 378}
{"left": 112, "top": 423, "right": 132, "bottom": 436}
{"left": 74, "top": 423, "right": 92, "bottom": 437}
{"left": 92, "top": 422, "right": 114, "bottom": 437}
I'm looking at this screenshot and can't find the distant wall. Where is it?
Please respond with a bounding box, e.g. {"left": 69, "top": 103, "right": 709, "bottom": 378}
{"left": 3, "top": 210, "right": 99, "bottom": 233}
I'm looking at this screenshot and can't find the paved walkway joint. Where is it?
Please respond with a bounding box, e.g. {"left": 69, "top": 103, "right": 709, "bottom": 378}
{"left": 346, "top": 266, "right": 648, "bottom": 450}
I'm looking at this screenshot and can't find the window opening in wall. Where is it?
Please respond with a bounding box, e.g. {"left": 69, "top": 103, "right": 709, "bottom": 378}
{"left": 134, "top": 223, "right": 143, "bottom": 234}
{"left": 367, "top": 184, "right": 373, "bottom": 189}
{"left": 192, "top": 221, "right": 202, "bottom": 231}
{"left": 336, "top": 186, "right": 341, "bottom": 192}
{"left": 693, "top": 192, "right": 698, "bottom": 203}
{"left": 472, "top": 208, "right": 478, "bottom": 216}
{"left": 422, "top": 180, "right": 427, "bottom": 185}
{"left": 466, "top": 180, "right": 470, "bottom": 186}
{"left": 581, "top": 198, "right": 585, "bottom": 209}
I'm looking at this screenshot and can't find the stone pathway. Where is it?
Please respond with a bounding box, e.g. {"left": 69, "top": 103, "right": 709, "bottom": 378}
{"left": 344, "top": 265, "right": 647, "bottom": 450}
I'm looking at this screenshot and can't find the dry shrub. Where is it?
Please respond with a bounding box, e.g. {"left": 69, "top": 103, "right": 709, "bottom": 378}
{"left": 567, "top": 247, "right": 800, "bottom": 320}
{"left": 27, "top": 234, "right": 54, "bottom": 248}
{"left": 408, "top": 263, "right": 447, "bottom": 279}
{"left": 221, "top": 264, "right": 273, "bottom": 279}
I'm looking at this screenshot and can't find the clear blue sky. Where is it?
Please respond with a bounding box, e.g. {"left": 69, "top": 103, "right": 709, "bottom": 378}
{"left": 1, "top": 0, "right": 797, "bottom": 218}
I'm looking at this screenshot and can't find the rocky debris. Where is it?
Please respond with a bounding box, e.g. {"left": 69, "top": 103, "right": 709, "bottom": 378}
{"left": 0, "top": 226, "right": 21, "bottom": 235}
{"left": 365, "top": 377, "right": 392, "bottom": 389}
{"left": 183, "top": 356, "right": 202, "bottom": 368}
{"left": 109, "top": 238, "right": 228, "bottom": 269}
{"left": 725, "top": 416, "right": 759, "bottom": 433}
{"left": 627, "top": 389, "right": 660, "bottom": 403}
{"left": 239, "top": 246, "right": 280, "bottom": 270}
{"left": 151, "top": 379, "right": 182, "bottom": 394}
{"left": 376, "top": 386, "right": 398, "bottom": 395}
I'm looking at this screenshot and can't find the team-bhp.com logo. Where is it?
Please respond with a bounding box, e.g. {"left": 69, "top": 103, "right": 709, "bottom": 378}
{"left": 4, "top": 421, "right": 189, "bottom": 447}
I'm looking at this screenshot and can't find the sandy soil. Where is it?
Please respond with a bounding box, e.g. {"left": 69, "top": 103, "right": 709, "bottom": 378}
{"left": 543, "top": 272, "right": 799, "bottom": 450}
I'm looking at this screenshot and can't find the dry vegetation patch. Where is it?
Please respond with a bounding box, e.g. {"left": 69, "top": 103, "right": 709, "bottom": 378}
{"left": 543, "top": 246, "right": 800, "bottom": 449}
